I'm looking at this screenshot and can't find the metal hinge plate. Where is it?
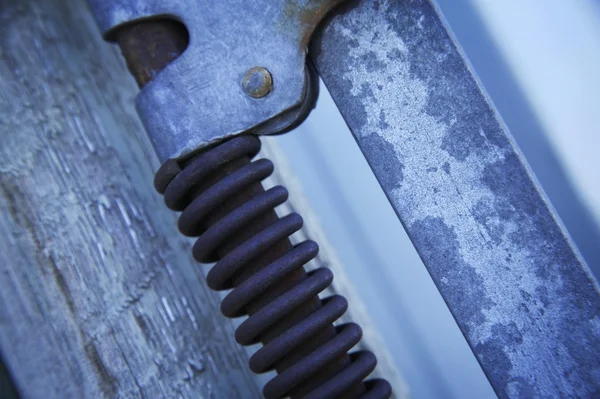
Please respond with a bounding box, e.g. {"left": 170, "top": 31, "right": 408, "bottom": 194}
{"left": 88, "top": 0, "right": 344, "bottom": 161}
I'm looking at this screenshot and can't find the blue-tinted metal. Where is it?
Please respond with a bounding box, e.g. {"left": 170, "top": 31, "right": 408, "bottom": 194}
{"left": 87, "top": 0, "right": 341, "bottom": 161}
{"left": 312, "top": 1, "right": 600, "bottom": 397}
{"left": 436, "top": 0, "right": 600, "bottom": 278}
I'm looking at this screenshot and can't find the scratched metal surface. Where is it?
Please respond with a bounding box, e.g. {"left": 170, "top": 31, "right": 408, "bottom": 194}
{"left": 87, "top": 0, "right": 343, "bottom": 162}
{"left": 0, "top": 0, "right": 260, "bottom": 397}
{"left": 312, "top": 0, "right": 600, "bottom": 397}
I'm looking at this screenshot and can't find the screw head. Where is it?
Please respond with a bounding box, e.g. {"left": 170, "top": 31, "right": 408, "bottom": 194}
{"left": 242, "top": 67, "right": 273, "bottom": 98}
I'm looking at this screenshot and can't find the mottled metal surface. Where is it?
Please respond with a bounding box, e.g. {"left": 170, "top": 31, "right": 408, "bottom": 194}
{"left": 87, "top": 0, "right": 344, "bottom": 161}
{"left": 312, "top": 0, "right": 600, "bottom": 397}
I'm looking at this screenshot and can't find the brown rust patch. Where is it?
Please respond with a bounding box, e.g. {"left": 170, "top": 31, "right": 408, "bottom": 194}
{"left": 115, "top": 19, "right": 189, "bottom": 88}
{"left": 284, "top": 0, "right": 348, "bottom": 49}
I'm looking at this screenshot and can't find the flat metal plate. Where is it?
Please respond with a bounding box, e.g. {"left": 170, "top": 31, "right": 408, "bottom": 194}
{"left": 88, "top": 0, "right": 342, "bottom": 161}
{"left": 311, "top": 0, "right": 600, "bottom": 397}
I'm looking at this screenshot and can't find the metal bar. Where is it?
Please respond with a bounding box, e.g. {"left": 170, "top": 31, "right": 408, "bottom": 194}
{"left": 434, "top": 0, "right": 600, "bottom": 277}
{"left": 311, "top": 0, "right": 600, "bottom": 397}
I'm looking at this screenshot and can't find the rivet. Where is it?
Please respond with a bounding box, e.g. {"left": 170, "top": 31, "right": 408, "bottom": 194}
{"left": 242, "top": 67, "right": 273, "bottom": 98}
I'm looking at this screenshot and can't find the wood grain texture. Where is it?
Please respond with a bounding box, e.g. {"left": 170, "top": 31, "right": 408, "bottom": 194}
{"left": 0, "top": 0, "right": 259, "bottom": 397}
{"left": 0, "top": 0, "right": 406, "bottom": 398}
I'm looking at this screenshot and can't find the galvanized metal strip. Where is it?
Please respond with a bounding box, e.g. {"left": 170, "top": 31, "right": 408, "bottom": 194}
{"left": 87, "top": 0, "right": 344, "bottom": 162}
{"left": 311, "top": 0, "right": 600, "bottom": 397}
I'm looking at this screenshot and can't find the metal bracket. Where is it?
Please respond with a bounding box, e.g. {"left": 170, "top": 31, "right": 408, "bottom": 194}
{"left": 87, "top": 0, "right": 343, "bottom": 161}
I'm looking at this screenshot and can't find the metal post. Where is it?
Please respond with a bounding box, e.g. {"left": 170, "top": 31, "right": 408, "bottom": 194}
{"left": 312, "top": 0, "right": 600, "bottom": 397}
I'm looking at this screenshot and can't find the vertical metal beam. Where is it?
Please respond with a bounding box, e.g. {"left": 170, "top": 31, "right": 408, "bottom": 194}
{"left": 311, "top": 0, "right": 600, "bottom": 397}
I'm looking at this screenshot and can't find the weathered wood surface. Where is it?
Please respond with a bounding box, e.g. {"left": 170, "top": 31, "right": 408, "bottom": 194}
{"left": 0, "top": 0, "right": 406, "bottom": 398}
{"left": 0, "top": 0, "right": 259, "bottom": 397}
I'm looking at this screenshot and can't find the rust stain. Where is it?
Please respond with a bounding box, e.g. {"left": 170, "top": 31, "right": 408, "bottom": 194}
{"left": 283, "top": 0, "right": 347, "bottom": 50}
{"left": 116, "top": 19, "right": 189, "bottom": 88}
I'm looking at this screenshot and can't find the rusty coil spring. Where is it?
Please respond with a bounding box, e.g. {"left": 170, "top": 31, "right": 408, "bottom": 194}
{"left": 154, "top": 135, "right": 391, "bottom": 399}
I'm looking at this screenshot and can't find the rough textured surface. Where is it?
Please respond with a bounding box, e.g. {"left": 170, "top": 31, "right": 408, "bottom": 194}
{"left": 0, "top": 1, "right": 404, "bottom": 398}
{"left": 312, "top": 0, "right": 600, "bottom": 398}
{"left": 0, "top": 0, "right": 260, "bottom": 397}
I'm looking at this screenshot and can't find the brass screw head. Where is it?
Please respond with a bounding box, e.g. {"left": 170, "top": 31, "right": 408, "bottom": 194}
{"left": 242, "top": 67, "right": 273, "bottom": 98}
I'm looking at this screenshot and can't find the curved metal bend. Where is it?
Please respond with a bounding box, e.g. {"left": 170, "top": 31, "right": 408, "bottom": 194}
{"left": 87, "top": 0, "right": 344, "bottom": 161}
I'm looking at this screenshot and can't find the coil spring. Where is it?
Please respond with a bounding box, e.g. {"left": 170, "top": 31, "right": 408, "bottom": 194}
{"left": 154, "top": 135, "right": 392, "bottom": 399}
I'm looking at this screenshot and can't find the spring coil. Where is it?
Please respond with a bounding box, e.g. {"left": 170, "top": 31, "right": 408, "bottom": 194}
{"left": 154, "top": 135, "right": 392, "bottom": 399}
